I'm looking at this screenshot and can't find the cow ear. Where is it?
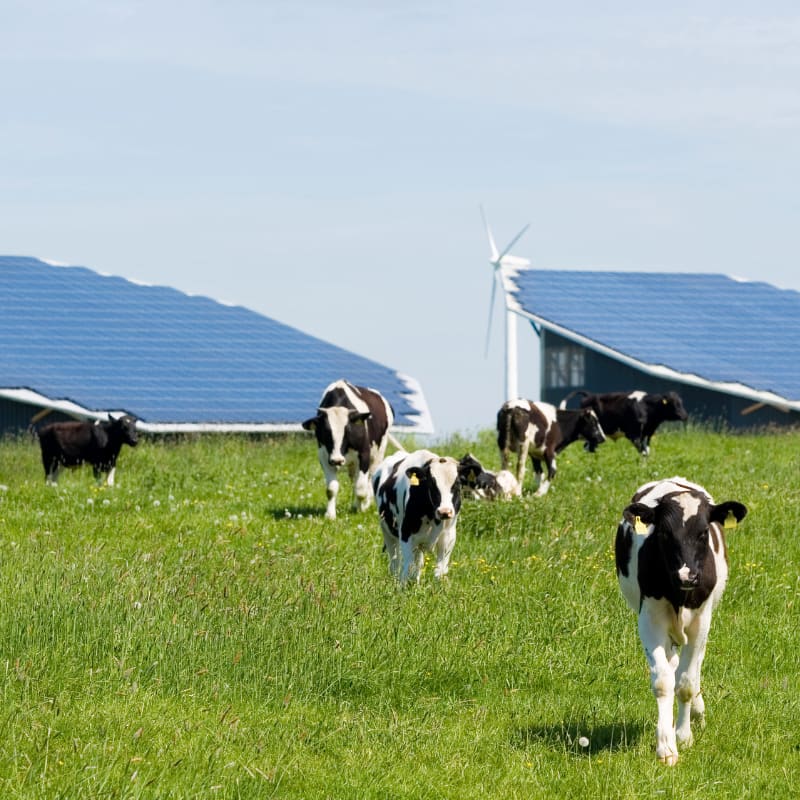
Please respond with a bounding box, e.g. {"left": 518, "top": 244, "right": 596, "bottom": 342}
{"left": 301, "top": 417, "right": 317, "bottom": 432}
{"left": 457, "top": 457, "right": 481, "bottom": 487}
{"left": 623, "top": 502, "right": 655, "bottom": 532}
{"left": 710, "top": 501, "right": 747, "bottom": 529}
{"left": 405, "top": 466, "right": 424, "bottom": 487}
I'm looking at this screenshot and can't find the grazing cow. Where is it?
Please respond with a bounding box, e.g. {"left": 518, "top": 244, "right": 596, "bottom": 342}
{"left": 615, "top": 477, "right": 747, "bottom": 765}
{"left": 373, "top": 449, "right": 476, "bottom": 583}
{"left": 38, "top": 415, "right": 139, "bottom": 486}
{"left": 302, "top": 380, "right": 394, "bottom": 520}
{"left": 457, "top": 453, "right": 520, "bottom": 500}
{"left": 561, "top": 390, "right": 688, "bottom": 455}
{"left": 496, "top": 399, "right": 606, "bottom": 496}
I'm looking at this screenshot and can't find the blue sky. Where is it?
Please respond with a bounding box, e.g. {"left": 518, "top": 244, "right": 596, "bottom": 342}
{"left": 3, "top": 2, "right": 800, "bottom": 436}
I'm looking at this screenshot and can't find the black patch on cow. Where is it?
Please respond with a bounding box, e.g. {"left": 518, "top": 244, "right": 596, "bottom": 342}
{"left": 615, "top": 522, "right": 633, "bottom": 578}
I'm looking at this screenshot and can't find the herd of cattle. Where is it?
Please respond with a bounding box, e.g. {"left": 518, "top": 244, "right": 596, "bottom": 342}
{"left": 32, "top": 379, "right": 748, "bottom": 765}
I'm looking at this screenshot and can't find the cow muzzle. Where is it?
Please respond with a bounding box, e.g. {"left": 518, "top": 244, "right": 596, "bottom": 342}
{"left": 329, "top": 455, "right": 346, "bottom": 467}
{"left": 435, "top": 506, "right": 455, "bottom": 522}
{"left": 677, "top": 565, "right": 698, "bottom": 591}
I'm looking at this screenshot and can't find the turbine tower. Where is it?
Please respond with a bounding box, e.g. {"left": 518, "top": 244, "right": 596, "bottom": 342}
{"left": 481, "top": 207, "right": 530, "bottom": 402}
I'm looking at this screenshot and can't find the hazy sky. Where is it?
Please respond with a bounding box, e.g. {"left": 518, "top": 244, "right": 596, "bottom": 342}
{"left": 3, "top": 2, "right": 800, "bottom": 436}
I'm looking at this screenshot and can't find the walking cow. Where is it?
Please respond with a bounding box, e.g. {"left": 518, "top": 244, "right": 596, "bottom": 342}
{"left": 496, "top": 399, "right": 605, "bottom": 495}
{"left": 373, "top": 449, "right": 479, "bottom": 584}
{"left": 615, "top": 477, "right": 747, "bottom": 764}
{"left": 302, "top": 380, "right": 393, "bottom": 520}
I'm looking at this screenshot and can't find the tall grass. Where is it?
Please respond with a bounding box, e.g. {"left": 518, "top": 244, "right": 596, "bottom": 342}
{"left": 0, "top": 426, "right": 798, "bottom": 798}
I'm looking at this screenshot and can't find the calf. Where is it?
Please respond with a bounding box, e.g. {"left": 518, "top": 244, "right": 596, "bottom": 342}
{"left": 496, "top": 399, "right": 605, "bottom": 496}
{"left": 562, "top": 390, "right": 688, "bottom": 455}
{"left": 302, "top": 380, "right": 393, "bottom": 520}
{"left": 38, "top": 415, "right": 139, "bottom": 486}
{"left": 615, "top": 477, "right": 747, "bottom": 765}
{"left": 373, "top": 449, "right": 474, "bottom": 583}
{"left": 457, "top": 453, "right": 520, "bottom": 500}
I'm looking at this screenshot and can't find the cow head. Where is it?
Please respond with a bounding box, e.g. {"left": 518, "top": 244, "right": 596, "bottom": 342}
{"left": 624, "top": 493, "right": 747, "bottom": 591}
{"left": 406, "top": 456, "right": 462, "bottom": 522}
{"left": 109, "top": 414, "right": 139, "bottom": 447}
{"left": 456, "top": 454, "right": 490, "bottom": 491}
{"left": 578, "top": 408, "right": 606, "bottom": 453}
{"left": 662, "top": 392, "right": 689, "bottom": 422}
{"left": 302, "top": 407, "right": 371, "bottom": 467}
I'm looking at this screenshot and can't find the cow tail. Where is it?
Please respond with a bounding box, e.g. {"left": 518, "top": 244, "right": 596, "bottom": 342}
{"left": 559, "top": 389, "right": 588, "bottom": 410}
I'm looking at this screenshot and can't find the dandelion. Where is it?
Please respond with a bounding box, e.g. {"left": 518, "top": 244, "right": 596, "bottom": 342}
{"left": 86, "top": 498, "right": 94, "bottom": 506}
{"left": 578, "top": 736, "right": 590, "bottom": 748}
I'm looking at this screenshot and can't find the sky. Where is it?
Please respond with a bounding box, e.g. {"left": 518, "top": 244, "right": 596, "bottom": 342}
{"left": 3, "top": 2, "right": 800, "bottom": 437}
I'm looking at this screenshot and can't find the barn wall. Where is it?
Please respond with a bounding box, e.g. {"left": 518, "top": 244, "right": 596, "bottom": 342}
{"left": 0, "top": 398, "right": 74, "bottom": 438}
{"left": 539, "top": 330, "right": 800, "bottom": 430}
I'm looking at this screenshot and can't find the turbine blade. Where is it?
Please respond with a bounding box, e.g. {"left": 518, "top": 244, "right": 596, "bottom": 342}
{"left": 480, "top": 205, "right": 499, "bottom": 262}
{"left": 497, "top": 223, "right": 530, "bottom": 263}
{"left": 484, "top": 273, "right": 498, "bottom": 357}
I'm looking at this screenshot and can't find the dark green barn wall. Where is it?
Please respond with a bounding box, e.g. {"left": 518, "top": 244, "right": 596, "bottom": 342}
{"left": 0, "top": 398, "right": 73, "bottom": 438}
{"left": 539, "top": 329, "right": 799, "bottom": 429}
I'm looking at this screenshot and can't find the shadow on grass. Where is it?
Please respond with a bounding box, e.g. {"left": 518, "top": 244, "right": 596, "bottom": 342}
{"left": 511, "top": 719, "right": 645, "bottom": 756}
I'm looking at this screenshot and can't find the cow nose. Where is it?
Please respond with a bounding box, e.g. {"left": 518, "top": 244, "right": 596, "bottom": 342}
{"left": 329, "top": 456, "right": 345, "bottom": 467}
{"left": 436, "top": 506, "right": 454, "bottom": 521}
{"left": 677, "top": 565, "right": 698, "bottom": 590}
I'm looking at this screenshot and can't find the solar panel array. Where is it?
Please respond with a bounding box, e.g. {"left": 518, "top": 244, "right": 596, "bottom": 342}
{"left": 0, "top": 256, "right": 431, "bottom": 430}
{"left": 509, "top": 270, "right": 800, "bottom": 403}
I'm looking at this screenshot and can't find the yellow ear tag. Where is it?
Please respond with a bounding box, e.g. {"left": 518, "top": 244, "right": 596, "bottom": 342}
{"left": 634, "top": 516, "right": 648, "bottom": 534}
{"left": 409, "top": 474, "right": 420, "bottom": 487}
{"left": 724, "top": 510, "right": 737, "bottom": 529}
{"left": 468, "top": 470, "right": 476, "bottom": 482}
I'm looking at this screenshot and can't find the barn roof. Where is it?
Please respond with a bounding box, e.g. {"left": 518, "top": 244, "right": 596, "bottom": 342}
{"left": 0, "top": 256, "right": 433, "bottom": 433}
{"left": 502, "top": 268, "right": 800, "bottom": 412}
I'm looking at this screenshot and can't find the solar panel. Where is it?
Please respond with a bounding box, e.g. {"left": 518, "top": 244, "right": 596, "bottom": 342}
{"left": 508, "top": 270, "right": 800, "bottom": 403}
{"left": 0, "top": 257, "right": 432, "bottom": 432}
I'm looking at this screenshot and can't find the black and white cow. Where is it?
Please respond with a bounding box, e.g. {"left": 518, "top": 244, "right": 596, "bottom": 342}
{"left": 457, "top": 453, "right": 520, "bottom": 500}
{"left": 302, "top": 380, "right": 394, "bottom": 520}
{"left": 38, "top": 415, "right": 139, "bottom": 486}
{"left": 373, "top": 449, "right": 476, "bottom": 583}
{"left": 615, "top": 477, "right": 747, "bottom": 765}
{"left": 561, "top": 390, "right": 688, "bottom": 455}
{"left": 496, "top": 399, "right": 606, "bottom": 495}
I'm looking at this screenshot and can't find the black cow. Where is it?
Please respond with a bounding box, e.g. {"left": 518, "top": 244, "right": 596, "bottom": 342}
{"left": 302, "top": 379, "right": 393, "bottom": 520}
{"left": 38, "top": 415, "right": 139, "bottom": 486}
{"left": 616, "top": 477, "right": 747, "bottom": 765}
{"left": 561, "top": 390, "right": 688, "bottom": 455}
{"left": 496, "top": 399, "right": 606, "bottom": 495}
{"left": 373, "top": 449, "right": 477, "bottom": 583}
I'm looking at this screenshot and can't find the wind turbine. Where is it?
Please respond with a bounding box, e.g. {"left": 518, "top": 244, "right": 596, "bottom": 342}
{"left": 481, "top": 206, "right": 530, "bottom": 403}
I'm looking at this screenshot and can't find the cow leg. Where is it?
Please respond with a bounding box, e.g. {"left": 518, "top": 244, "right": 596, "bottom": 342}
{"left": 320, "top": 452, "right": 340, "bottom": 520}
{"left": 353, "top": 463, "right": 373, "bottom": 513}
{"left": 383, "top": 530, "right": 401, "bottom": 579}
{"left": 106, "top": 466, "right": 116, "bottom": 487}
{"left": 534, "top": 454, "right": 556, "bottom": 497}
{"left": 516, "top": 442, "right": 529, "bottom": 488}
{"left": 433, "top": 525, "right": 456, "bottom": 579}
{"left": 399, "top": 540, "right": 423, "bottom": 585}
{"left": 45, "top": 461, "right": 60, "bottom": 486}
{"left": 675, "top": 611, "right": 712, "bottom": 747}
{"left": 639, "top": 608, "right": 680, "bottom": 765}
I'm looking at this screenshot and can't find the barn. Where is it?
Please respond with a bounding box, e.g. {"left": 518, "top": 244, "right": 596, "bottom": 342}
{"left": 501, "top": 268, "right": 800, "bottom": 429}
{"left": 0, "top": 256, "right": 433, "bottom": 435}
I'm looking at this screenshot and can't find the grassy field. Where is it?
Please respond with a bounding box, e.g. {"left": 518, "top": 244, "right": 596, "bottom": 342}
{"left": 0, "top": 425, "right": 798, "bottom": 799}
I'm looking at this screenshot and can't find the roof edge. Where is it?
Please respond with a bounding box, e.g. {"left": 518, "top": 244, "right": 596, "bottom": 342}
{"left": 513, "top": 313, "right": 800, "bottom": 414}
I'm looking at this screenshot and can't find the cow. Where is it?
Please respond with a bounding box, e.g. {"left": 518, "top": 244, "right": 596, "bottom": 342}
{"left": 457, "top": 453, "right": 520, "bottom": 500}
{"left": 373, "top": 449, "right": 477, "bottom": 584}
{"left": 37, "top": 414, "right": 139, "bottom": 486}
{"left": 302, "top": 380, "right": 394, "bottom": 520}
{"left": 561, "top": 390, "right": 688, "bottom": 455}
{"left": 615, "top": 477, "right": 747, "bottom": 765}
{"left": 496, "top": 399, "right": 606, "bottom": 496}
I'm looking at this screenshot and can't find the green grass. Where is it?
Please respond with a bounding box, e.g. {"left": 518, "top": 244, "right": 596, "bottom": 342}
{"left": 0, "top": 426, "right": 798, "bottom": 798}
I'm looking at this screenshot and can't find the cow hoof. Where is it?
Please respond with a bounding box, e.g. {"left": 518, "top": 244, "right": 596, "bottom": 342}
{"left": 658, "top": 752, "right": 679, "bottom": 766}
